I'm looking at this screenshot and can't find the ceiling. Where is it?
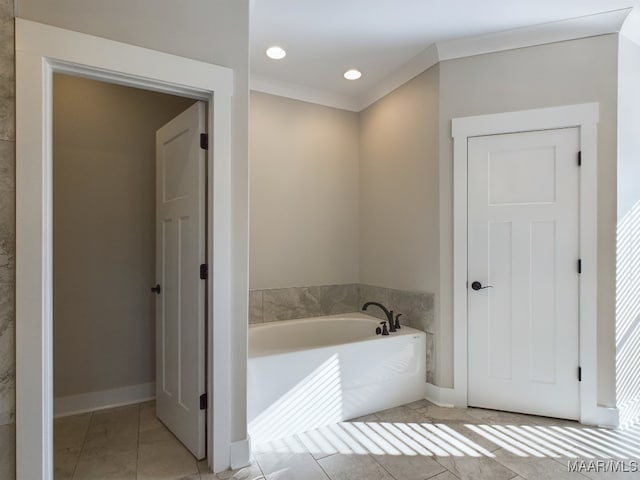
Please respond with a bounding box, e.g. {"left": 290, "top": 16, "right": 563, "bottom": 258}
{"left": 250, "top": 0, "right": 639, "bottom": 109}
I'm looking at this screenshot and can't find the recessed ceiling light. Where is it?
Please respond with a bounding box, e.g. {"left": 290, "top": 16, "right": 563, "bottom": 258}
{"left": 344, "top": 69, "right": 362, "bottom": 80}
{"left": 266, "top": 46, "right": 286, "bottom": 60}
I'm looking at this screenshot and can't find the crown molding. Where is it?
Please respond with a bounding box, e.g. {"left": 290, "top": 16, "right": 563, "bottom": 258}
{"left": 436, "top": 7, "right": 631, "bottom": 61}
{"left": 356, "top": 43, "right": 439, "bottom": 111}
{"left": 252, "top": 7, "right": 634, "bottom": 112}
{"left": 621, "top": 7, "right": 640, "bottom": 45}
{"left": 250, "top": 74, "right": 360, "bottom": 112}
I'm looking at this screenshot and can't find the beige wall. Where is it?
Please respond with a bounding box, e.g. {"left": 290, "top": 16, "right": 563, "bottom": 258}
{"left": 359, "top": 67, "right": 440, "bottom": 292}
{"left": 249, "top": 91, "right": 360, "bottom": 290}
{"left": 53, "top": 74, "right": 194, "bottom": 397}
{"left": 438, "top": 35, "right": 619, "bottom": 402}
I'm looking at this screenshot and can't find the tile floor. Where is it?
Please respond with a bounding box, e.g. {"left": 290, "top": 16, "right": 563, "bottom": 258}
{"left": 55, "top": 400, "right": 640, "bottom": 480}
{"left": 54, "top": 401, "right": 210, "bottom": 480}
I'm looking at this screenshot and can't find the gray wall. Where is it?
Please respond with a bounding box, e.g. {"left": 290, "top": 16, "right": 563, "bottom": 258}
{"left": 616, "top": 34, "right": 640, "bottom": 424}
{"left": 359, "top": 66, "right": 440, "bottom": 294}
{"left": 438, "top": 35, "right": 619, "bottom": 403}
{"left": 53, "top": 74, "right": 194, "bottom": 398}
{"left": 0, "top": 0, "right": 15, "bottom": 477}
{"left": 249, "top": 91, "right": 359, "bottom": 290}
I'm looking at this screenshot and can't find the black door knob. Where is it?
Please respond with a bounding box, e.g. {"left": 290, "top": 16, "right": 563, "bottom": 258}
{"left": 471, "top": 281, "right": 493, "bottom": 291}
{"left": 151, "top": 284, "right": 161, "bottom": 294}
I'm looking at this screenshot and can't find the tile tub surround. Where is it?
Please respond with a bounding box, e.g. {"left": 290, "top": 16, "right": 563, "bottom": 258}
{"left": 249, "top": 284, "right": 360, "bottom": 323}
{"left": 249, "top": 283, "right": 435, "bottom": 382}
{"left": 249, "top": 284, "right": 434, "bottom": 331}
{"left": 0, "top": 1, "right": 15, "bottom": 478}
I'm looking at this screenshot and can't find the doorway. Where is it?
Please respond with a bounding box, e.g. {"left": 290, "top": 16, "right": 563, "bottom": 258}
{"left": 450, "top": 103, "right": 602, "bottom": 425}
{"left": 466, "top": 127, "right": 580, "bottom": 419}
{"left": 15, "top": 19, "right": 238, "bottom": 478}
{"left": 52, "top": 74, "right": 207, "bottom": 477}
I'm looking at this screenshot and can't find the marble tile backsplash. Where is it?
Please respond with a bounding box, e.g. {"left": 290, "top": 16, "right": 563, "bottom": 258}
{"left": 0, "top": 1, "right": 15, "bottom": 478}
{"left": 249, "top": 283, "right": 435, "bottom": 383}
{"left": 249, "top": 284, "right": 359, "bottom": 323}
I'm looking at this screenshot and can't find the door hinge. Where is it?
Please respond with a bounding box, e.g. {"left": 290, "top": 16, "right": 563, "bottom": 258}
{"left": 199, "top": 393, "right": 207, "bottom": 410}
{"left": 200, "top": 133, "right": 208, "bottom": 150}
{"left": 578, "top": 259, "right": 582, "bottom": 274}
{"left": 578, "top": 151, "right": 582, "bottom": 166}
{"left": 199, "top": 263, "right": 208, "bottom": 280}
{"left": 578, "top": 367, "right": 582, "bottom": 382}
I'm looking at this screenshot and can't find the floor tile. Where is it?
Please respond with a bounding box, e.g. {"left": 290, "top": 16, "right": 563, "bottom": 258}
{"left": 50, "top": 399, "right": 640, "bottom": 480}
{"left": 82, "top": 404, "right": 139, "bottom": 451}
{"left": 54, "top": 413, "right": 91, "bottom": 451}
{"left": 430, "top": 472, "right": 460, "bottom": 480}
{"left": 371, "top": 453, "right": 446, "bottom": 480}
{"left": 435, "top": 454, "right": 517, "bottom": 480}
{"left": 254, "top": 437, "right": 329, "bottom": 480}
{"left": 72, "top": 447, "right": 137, "bottom": 480}
{"left": 404, "top": 399, "right": 436, "bottom": 410}
{"left": 374, "top": 406, "right": 428, "bottom": 423}
{"left": 466, "top": 408, "right": 541, "bottom": 426}
{"left": 318, "top": 454, "right": 394, "bottom": 480}
{"left": 297, "top": 430, "right": 339, "bottom": 460}
{"left": 415, "top": 405, "right": 477, "bottom": 423}
{"left": 54, "top": 448, "right": 80, "bottom": 480}
{"left": 347, "top": 413, "right": 380, "bottom": 423}
{"left": 492, "top": 447, "right": 590, "bottom": 480}
{"left": 140, "top": 400, "right": 164, "bottom": 432}
{"left": 215, "top": 460, "right": 265, "bottom": 480}
{"left": 436, "top": 421, "right": 504, "bottom": 454}
{"left": 137, "top": 423, "right": 199, "bottom": 480}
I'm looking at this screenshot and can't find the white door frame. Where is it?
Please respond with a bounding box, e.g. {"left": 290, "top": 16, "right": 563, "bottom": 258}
{"left": 15, "top": 19, "right": 236, "bottom": 478}
{"left": 451, "top": 103, "right": 612, "bottom": 426}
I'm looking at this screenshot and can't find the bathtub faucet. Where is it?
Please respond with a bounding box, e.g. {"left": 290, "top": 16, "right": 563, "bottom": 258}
{"left": 362, "top": 301, "right": 396, "bottom": 333}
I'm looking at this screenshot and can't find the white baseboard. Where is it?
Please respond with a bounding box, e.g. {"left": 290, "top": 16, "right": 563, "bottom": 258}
{"left": 54, "top": 382, "right": 155, "bottom": 417}
{"left": 595, "top": 406, "right": 620, "bottom": 429}
{"left": 230, "top": 437, "right": 251, "bottom": 470}
{"left": 425, "top": 383, "right": 457, "bottom": 408}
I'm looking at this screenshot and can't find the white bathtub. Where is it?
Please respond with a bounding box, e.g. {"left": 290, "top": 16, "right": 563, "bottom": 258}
{"left": 248, "top": 312, "right": 426, "bottom": 444}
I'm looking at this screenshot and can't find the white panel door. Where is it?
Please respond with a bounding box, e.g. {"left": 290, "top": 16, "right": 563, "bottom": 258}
{"left": 467, "top": 127, "right": 580, "bottom": 420}
{"left": 155, "top": 101, "right": 206, "bottom": 458}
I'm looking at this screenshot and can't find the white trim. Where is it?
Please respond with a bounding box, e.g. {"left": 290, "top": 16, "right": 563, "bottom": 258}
{"left": 15, "top": 19, "right": 238, "bottom": 478}
{"left": 451, "top": 103, "right": 600, "bottom": 425}
{"left": 250, "top": 74, "right": 359, "bottom": 112}
{"left": 436, "top": 8, "right": 630, "bottom": 62}
{"left": 54, "top": 383, "right": 155, "bottom": 418}
{"left": 597, "top": 406, "right": 621, "bottom": 429}
{"left": 620, "top": 8, "right": 640, "bottom": 46}
{"left": 424, "top": 383, "right": 456, "bottom": 408}
{"left": 357, "top": 44, "right": 439, "bottom": 111}
{"left": 229, "top": 437, "right": 251, "bottom": 470}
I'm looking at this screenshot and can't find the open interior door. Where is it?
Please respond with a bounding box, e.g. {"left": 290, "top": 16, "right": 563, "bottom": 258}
{"left": 154, "top": 101, "right": 206, "bottom": 459}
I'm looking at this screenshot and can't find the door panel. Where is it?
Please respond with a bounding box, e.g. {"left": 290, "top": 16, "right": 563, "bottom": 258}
{"left": 467, "top": 128, "right": 580, "bottom": 420}
{"left": 155, "top": 101, "right": 206, "bottom": 458}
